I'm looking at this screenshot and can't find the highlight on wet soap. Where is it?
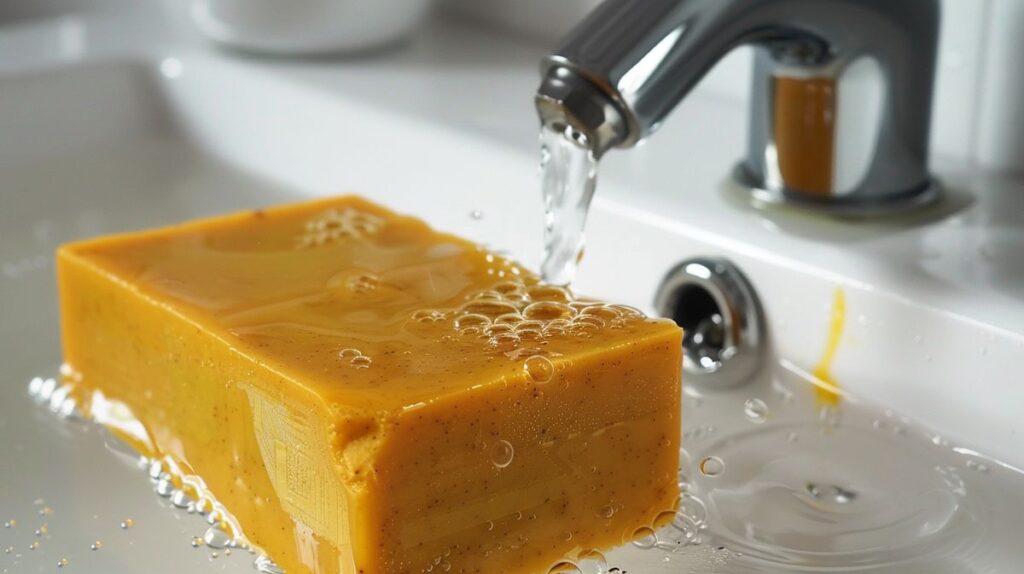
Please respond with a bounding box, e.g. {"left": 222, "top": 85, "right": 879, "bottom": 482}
{"left": 56, "top": 196, "right": 683, "bottom": 574}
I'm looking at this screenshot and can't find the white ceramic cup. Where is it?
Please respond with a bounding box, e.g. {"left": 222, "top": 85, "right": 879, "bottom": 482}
{"left": 190, "top": 0, "right": 434, "bottom": 55}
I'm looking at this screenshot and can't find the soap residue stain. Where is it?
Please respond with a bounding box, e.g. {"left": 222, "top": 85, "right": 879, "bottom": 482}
{"left": 539, "top": 123, "right": 599, "bottom": 286}
{"left": 811, "top": 289, "right": 846, "bottom": 406}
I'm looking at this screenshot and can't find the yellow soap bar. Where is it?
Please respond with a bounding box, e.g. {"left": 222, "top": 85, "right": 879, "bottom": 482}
{"left": 57, "top": 196, "right": 682, "bottom": 574}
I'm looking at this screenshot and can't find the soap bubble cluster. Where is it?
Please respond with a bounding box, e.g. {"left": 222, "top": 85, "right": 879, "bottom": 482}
{"left": 296, "top": 207, "right": 385, "bottom": 248}
{"left": 410, "top": 279, "right": 646, "bottom": 358}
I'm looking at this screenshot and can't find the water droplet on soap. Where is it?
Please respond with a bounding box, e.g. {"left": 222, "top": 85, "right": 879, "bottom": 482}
{"left": 632, "top": 527, "right": 658, "bottom": 549}
{"left": 350, "top": 355, "right": 373, "bottom": 369}
{"left": 461, "top": 300, "right": 518, "bottom": 318}
{"left": 743, "top": 398, "right": 769, "bottom": 423}
{"left": 455, "top": 314, "right": 491, "bottom": 331}
{"left": 339, "top": 348, "right": 361, "bottom": 359}
{"left": 29, "top": 541, "right": 40, "bottom": 551}
{"left": 35, "top": 525, "right": 48, "bottom": 536}
{"left": 491, "top": 440, "right": 514, "bottom": 469}
{"left": 191, "top": 536, "right": 204, "bottom": 548}
{"left": 598, "top": 505, "right": 615, "bottom": 519}
{"left": 346, "top": 274, "right": 379, "bottom": 293}
{"left": 699, "top": 456, "right": 724, "bottom": 477}
{"left": 90, "top": 540, "right": 103, "bottom": 551}
{"left": 524, "top": 355, "right": 554, "bottom": 384}
{"left": 57, "top": 557, "right": 69, "bottom": 568}
{"left": 523, "top": 301, "right": 575, "bottom": 321}
{"left": 3, "top": 520, "right": 14, "bottom": 528}
{"left": 120, "top": 519, "right": 134, "bottom": 529}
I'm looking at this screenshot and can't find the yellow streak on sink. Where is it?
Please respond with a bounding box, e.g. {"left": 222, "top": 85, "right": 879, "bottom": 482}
{"left": 812, "top": 288, "right": 846, "bottom": 406}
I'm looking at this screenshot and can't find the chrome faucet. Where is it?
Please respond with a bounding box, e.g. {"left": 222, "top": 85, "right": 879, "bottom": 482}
{"left": 535, "top": 0, "right": 941, "bottom": 215}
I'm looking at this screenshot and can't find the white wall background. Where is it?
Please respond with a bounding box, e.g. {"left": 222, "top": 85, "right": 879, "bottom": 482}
{"left": 443, "top": 0, "right": 1024, "bottom": 175}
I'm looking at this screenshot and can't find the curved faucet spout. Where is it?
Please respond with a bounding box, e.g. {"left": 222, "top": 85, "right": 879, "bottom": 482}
{"left": 536, "top": 0, "right": 941, "bottom": 214}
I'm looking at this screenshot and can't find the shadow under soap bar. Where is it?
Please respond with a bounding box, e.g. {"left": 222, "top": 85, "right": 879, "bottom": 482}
{"left": 57, "top": 196, "right": 682, "bottom": 574}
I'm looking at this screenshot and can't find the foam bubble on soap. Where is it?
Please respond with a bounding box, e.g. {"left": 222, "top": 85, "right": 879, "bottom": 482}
{"left": 409, "top": 276, "right": 649, "bottom": 364}
{"left": 295, "top": 207, "right": 385, "bottom": 248}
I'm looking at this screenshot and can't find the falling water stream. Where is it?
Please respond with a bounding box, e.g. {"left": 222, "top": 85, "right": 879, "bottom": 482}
{"left": 539, "top": 123, "right": 599, "bottom": 286}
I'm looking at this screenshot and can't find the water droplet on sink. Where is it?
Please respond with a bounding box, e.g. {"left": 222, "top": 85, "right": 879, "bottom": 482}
{"left": 204, "top": 524, "right": 234, "bottom": 549}
{"left": 699, "top": 456, "right": 724, "bottom": 477}
{"left": 743, "top": 398, "right": 769, "bottom": 423}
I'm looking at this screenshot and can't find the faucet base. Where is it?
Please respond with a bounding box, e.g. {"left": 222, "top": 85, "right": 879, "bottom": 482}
{"left": 732, "top": 163, "right": 942, "bottom": 217}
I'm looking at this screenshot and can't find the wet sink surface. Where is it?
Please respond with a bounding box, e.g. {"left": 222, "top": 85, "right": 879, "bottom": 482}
{"left": 4, "top": 10, "right": 1024, "bottom": 574}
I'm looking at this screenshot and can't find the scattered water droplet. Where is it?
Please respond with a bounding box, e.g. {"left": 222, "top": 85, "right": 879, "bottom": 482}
{"left": 470, "top": 210, "right": 484, "bottom": 220}
{"left": 90, "top": 540, "right": 103, "bottom": 551}
{"left": 57, "top": 558, "right": 69, "bottom": 568}
{"left": 699, "top": 456, "right": 724, "bottom": 477}
{"left": 120, "top": 518, "right": 134, "bottom": 529}
{"left": 743, "top": 398, "right": 769, "bottom": 423}
{"left": 191, "top": 536, "right": 204, "bottom": 548}
{"left": 29, "top": 542, "right": 39, "bottom": 551}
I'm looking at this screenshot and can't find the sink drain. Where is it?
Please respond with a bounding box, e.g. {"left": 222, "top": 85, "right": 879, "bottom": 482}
{"left": 654, "top": 258, "right": 763, "bottom": 387}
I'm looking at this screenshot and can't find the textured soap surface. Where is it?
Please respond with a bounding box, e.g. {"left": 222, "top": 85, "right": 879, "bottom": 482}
{"left": 57, "top": 196, "right": 682, "bottom": 574}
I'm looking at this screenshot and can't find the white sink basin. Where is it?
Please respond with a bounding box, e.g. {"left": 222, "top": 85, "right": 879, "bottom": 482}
{"left": 2, "top": 8, "right": 1023, "bottom": 574}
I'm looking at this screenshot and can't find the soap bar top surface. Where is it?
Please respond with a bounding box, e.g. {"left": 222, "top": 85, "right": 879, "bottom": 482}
{"left": 64, "top": 196, "right": 675, "bottom": 412}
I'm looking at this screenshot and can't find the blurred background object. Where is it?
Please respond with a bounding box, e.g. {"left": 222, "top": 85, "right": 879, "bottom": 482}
{"left": 190, "top": 0, "right": 434, "bottom": 55}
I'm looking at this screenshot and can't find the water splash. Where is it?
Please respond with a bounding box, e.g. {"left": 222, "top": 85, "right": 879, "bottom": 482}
{"left": 540, "top": 123, "right": 599, "bottom": 286}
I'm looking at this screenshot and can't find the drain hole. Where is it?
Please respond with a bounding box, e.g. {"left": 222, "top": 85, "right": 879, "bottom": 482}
{"left": 654, "top": 258, "right": 764, "bottom": 387}
{"left": 672, "top": 285, "right": 728, "bottom": 370}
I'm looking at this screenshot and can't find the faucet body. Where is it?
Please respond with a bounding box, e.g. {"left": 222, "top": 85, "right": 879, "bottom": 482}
{"left": 536, "top": 0, "right": 941, "bottom": 214}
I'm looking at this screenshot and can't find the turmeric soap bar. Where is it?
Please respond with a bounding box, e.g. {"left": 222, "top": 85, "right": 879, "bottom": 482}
{"left": 57, "top": 196, "right": 682, "bottom": 574}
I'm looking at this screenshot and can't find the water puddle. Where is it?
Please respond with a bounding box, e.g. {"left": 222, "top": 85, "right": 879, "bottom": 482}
{"left": 598, "top": 360, "right": 1024, "bottom": 573}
